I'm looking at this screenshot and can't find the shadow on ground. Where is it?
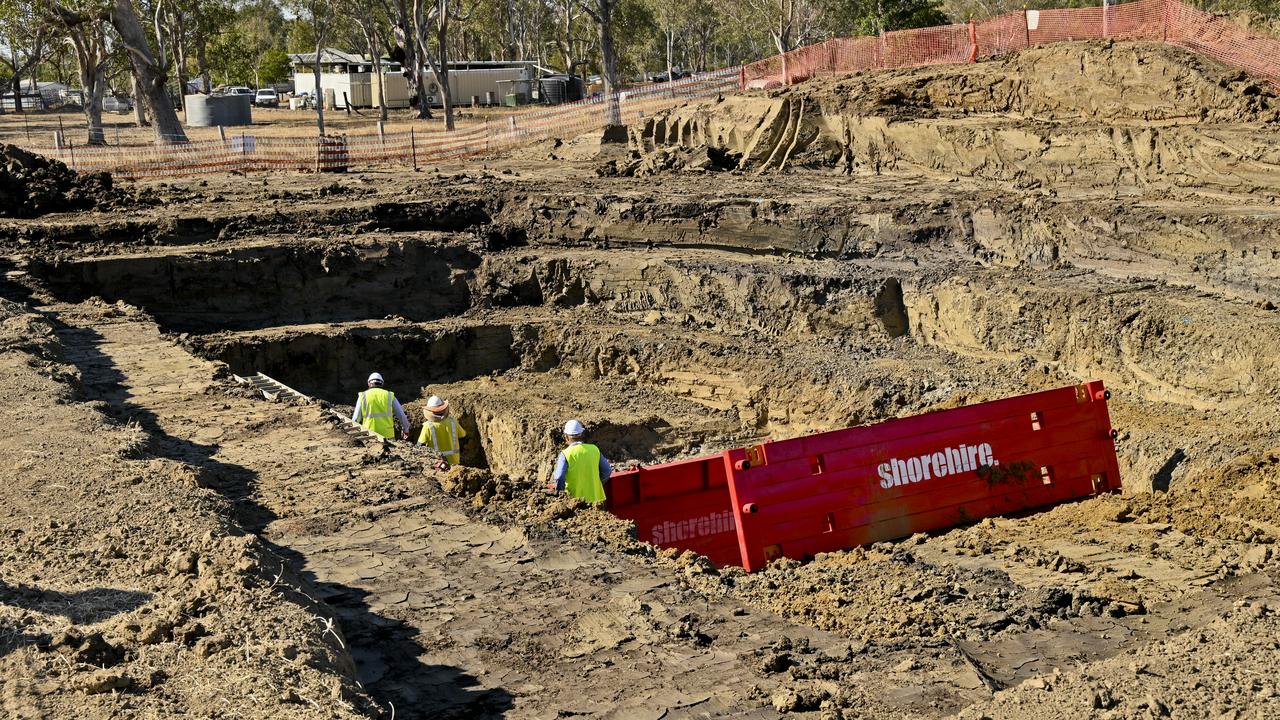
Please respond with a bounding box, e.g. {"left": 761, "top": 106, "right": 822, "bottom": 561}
{"left": 50, "top": 316, "right": 512, "bottom": 718}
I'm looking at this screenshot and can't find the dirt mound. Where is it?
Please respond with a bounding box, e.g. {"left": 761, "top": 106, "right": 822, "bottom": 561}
{"left": 823, "top": 41, "right": 1278, "bottom": 123}
{"left": 0, "top": 144, "right": 120, "bottom": 218}
{"left": 627, "top": 41, "right": 1280, "bottom": 185}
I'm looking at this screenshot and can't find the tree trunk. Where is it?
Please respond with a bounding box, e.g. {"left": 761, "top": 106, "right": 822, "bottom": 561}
{"left": 85, "top": 64, "right": 106, "bottom": 145}
{"left": 30, "top": 60, "right": 40, "bottom": 106}
{"left": 193, "top": 3, "right": 210, "bottom": 94}
{"left": 436, "top": 5, "right": 454, "bottom": 131}
{"left": 596, "top": 1, "right": 620, "bottom": 125}
{"left": 438, "top": 58, "right": 452, "bottom": 131}
{"left": 365, "top": 25, "right": 388, "bottom": 121}
{"left": 313, "top": 43, "right": 326, "bottom": 135}
{"left": 132, "top": 75, "right": 149, "bottom": 126}
{"left": 10, "top": 75, "right": 20, "bottom": 114}
{"left": 109, "top": 0, "right": 186, "bottom": 143}
{"left": 399, "top": 5, "right": 433, "bottom": 120}
{"left": 665, "top": 28, "right": 674, "bottom": 93}
{"left": 175, "top": 54, "right": 188, "bottom": 111}
{"left": 168, "top": 14, "right": 188, "bottom": 110}
{"left": 506, "top": 0, "right": 517, "bottom": 58}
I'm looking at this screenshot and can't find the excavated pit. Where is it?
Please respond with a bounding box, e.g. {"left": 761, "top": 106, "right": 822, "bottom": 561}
{"left": 29, "top": 239, "right": 483, "bottom": 332}
{"left": 6, "top": 38, "right": 1280, "bottom": 720}
{"left": 27, "top": 221, "right": 1279, "bottom": 502}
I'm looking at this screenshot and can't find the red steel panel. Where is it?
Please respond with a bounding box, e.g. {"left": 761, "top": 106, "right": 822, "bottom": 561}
{"left": 727, "top": 382, "right": 1120, "bottom": 570}
{"left": 604, "top": 382, "right": 1121, "bottom": 572}
{"left": 606, "top": 455, "right": 740, "bottom": 566}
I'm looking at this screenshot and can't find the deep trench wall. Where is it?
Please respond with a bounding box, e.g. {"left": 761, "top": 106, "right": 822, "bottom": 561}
{"left": 499, "top": 193, "right": 969, "bottom": 257}
{"left": 475, "top": 251, "right": 908, "bottom": 339}
{"left": 906, "top": 272, "right": 1280, "bottom": 410}
{"left": 967, "top": 203, "right": 1280, "bottom": 301}
{"left": 195, "top": 323, "right": 541, "bottom": 402}
{"left": 440, "top": 379, "right": 734, "bottom": 483}
{"left": 33, "top": 241, "right": 482, "bottom": 332}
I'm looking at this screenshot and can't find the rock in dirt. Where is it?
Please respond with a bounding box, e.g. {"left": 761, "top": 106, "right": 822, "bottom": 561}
{"left": 75, "top": 670, "right": 131, "bottom": 694}
{"left": 168, "top": 549, "right": 200, "bottom": 576}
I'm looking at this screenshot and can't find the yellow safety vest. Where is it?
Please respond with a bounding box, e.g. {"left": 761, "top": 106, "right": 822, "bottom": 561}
{"left": 563, "top": 442, "right": 605, "bottom": 503}
{"left": 418, "top": 416, "right": 465, "bottom": 463}
{"left": 359, "top": 388, "right": 396, "bottom": 439}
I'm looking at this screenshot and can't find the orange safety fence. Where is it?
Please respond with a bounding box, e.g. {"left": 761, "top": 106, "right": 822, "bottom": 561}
{"left": 27, "top": 0, "right": 1280, "bottom": 179}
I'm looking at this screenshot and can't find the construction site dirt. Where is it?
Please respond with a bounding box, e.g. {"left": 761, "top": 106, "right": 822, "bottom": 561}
{"left": 1, "top": 40, "right": 1278, "bottom": 720}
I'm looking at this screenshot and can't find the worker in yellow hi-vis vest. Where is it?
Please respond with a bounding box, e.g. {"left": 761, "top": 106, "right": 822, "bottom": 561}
{"left": 550, "top": 419, "right": 612, "bottom": 503}
{"left": 418, "top": 395, "right": 466, "bottom": 465}
{"left": 352, "top": 372, "right": 410, "bottom": 441}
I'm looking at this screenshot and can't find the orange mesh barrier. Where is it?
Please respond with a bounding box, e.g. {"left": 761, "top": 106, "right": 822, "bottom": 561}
{"left": 29, "top": 0, "right": 1280, "bottom": 179}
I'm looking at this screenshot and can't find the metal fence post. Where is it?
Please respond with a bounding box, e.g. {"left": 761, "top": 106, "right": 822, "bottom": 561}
{"left": 410, "top": 127, "right": 417, "bottom": 170}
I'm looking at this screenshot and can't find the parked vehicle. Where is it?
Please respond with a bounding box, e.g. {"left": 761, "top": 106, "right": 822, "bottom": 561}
{"left": 253, "top": 88, "right": 279, "bottom": 107}
{"left": 647, "top": 69, "right": 690, "bottom": 83}
{"left": 102, "top": 95, "right": 133, "bottom": 113}
{"left": 226, "top": 86, "right": 254, "bottom": 96}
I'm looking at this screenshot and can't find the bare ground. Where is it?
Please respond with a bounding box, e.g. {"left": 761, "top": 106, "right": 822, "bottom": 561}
{"left": 0, "top": 39, "right": 1278, "bottom": 719}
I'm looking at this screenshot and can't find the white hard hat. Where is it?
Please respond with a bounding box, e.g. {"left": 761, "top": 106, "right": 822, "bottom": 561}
{"left": 426, "top": 395, "right": 448, "bottom": 412}
{"left": 563, "top": 419, "right": 585, "bottom": 436}
{"left": 367, "top": 372, "right": 384, "bottom": 385}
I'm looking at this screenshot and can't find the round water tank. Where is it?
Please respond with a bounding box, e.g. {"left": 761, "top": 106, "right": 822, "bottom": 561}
{"left": 566, "top": 75, "right": 585, "bottom": 102}
{"left": 185, "top": 94, "right": 252, "bottom": 127}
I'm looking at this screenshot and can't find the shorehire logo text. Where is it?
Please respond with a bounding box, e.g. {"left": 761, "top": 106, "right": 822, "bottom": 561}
{"left": 650, "top": 510, "right": 736, "bottom": 543}
{"left": 877, "top": 442, "right": 998, "bottom": 489}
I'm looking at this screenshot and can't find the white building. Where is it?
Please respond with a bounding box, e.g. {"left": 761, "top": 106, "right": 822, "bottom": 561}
{"left": 289, "top": 49, "right": 536, "bottom": 109}
{"left": 289, "top": 49, "right": 410, "bottom": 110}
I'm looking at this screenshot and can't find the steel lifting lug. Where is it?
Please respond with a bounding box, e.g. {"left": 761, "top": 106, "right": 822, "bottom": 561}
{"left": 735, "top": 459, "right": 752, "bottom": 471}
{"left": 742, "top": 503, "right": 758, "bottom": 514}
{"left": 1094, "top": 389, "right": 1111, "bottom": 401}
{"left": 1109, "top": 428, "right": 1119, "bottom": 441}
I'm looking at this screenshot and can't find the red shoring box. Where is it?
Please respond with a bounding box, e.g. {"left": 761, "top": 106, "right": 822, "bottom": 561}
{"left": 608, "top": 382, "right": 1122, "bottom": 571}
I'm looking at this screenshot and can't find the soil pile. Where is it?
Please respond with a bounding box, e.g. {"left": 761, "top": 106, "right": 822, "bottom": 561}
{"left": 624, "top": 41, "right": 1280, "bottom": 186}
{"left": 822, "top": 41, "right": 1279, "bottom": 123}
{"left": 0, "top": 144, "right": 119, "bottom": 218}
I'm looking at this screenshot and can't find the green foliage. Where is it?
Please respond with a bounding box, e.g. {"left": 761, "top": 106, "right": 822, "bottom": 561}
{"left": 286, "top": 18, "right": 317, "bottom": 53}
{"left": 260, "top": 47, "right": 290, "bottom": 83}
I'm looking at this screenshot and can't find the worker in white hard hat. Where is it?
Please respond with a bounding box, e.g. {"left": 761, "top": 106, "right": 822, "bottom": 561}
{"left": 550, "top": 419, "right": 611, "bottom": 503}
{"left": 417, "top": 395, "right": 466, "bottom": 465}
{"left": 352, "top": 372, "right": 410, "bottom": 441}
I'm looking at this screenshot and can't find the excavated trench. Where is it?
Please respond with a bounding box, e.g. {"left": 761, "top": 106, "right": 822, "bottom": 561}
{"left": 17, "top": 189, "right": 1280, "bottom": 718}
{"left": 26, "top": 216, "right": 1280, "bottom": 498}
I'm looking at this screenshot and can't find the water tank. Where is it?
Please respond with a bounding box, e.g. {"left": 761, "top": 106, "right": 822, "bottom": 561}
{"left": 565, "top": 76, "right": 585, "bottom": 102}
{"left": 184, "top": 94, "right": 252, "bottom": 127}
{"left": 540, "top": 76, "right": 568, "bottom": 105}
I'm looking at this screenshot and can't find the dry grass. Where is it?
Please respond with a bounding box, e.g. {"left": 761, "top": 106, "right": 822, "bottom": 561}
{"left": 0, "top": 104, "right": 529, "bottom": 149}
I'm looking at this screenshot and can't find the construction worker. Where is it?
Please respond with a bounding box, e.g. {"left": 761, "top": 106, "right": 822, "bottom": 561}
{"left": 550, "top": 419, "right": 612, "bottom": 503}
{"left": 352, "top": 372, "right": 410, "bottom": 441}
{"left": 418, "top": 395, "right": 466, "bottom": 465}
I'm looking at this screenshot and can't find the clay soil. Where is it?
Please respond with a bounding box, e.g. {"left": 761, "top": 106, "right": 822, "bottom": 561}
{"left": 1, "top": 40, "right": 1278, "bottom": 719}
